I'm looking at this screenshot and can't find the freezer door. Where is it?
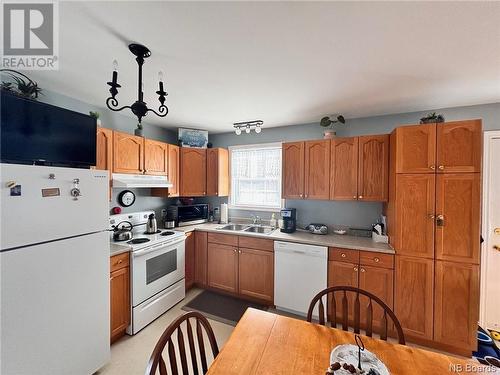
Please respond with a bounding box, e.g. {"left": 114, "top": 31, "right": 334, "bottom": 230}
{"left": 1, "top": 232, "right": 110, "bottom": 375}
{"left": 1, "top": 164, "right": 108, "bottom": 250}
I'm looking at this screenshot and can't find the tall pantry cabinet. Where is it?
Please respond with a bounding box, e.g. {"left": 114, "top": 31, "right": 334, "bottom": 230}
{"left": 387, "top": 119, "right": 482, "bottom": 356}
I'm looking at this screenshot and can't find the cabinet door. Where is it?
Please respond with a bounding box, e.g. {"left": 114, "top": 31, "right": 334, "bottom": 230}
{"left": 328, "top": 261, "right": 359, "bottom": 322}
{"left": 185, "top": 232, "right": 195, "bottom": 290}
{"left": 194, "top": 231, "right": 208, "bottom": 286}
{"left": 330, "top": 137, "right": 358, "bottom": 200}
{"left": 238, "top": 248, "right": 274, "bottom": 303}
{"left": 358, "top": 265, "right": 394, "bottom": 331}
{"left": 434, "top": 261, "right": 480, "bottom": 352}
{"left": 437, "top": 120, "right": 482, "bottom": 173}
{"left": 282, "top": 142, "right": 304, "bottom": 199}
{"left": 168, "top": 144, "right": 180, "bottom": 197}
{"left": 435, "top": 173, "right": 481, "bottom": 264}
{"left": 96, "top": 128, "right": 113, "bottom": 200}
{"left": 110, "top": 266, "right": 130, "bottom": 342}
{"left": 113, "top": 131, "right": 144, "bottom": 174}
{"left": 207, "top": 243, "right": 238, "bottom": 293}
{"left": 395, "top": 124, "right": 436, "bottom": 173}
{"left": 304, "top": 140, "right": 330, "bottom": 200}
{"left": 395, "top": 174, "right": 435, "bottom": 258}
{"left": 358, "top": 135, "right": 389, "bottom": 201}
{"left": 144, "top": 139, "right": 168, "bottom": 175}
{"left": 394, "top": 255, "right": 434, "bottom": 340}
{"left": 180, "top": 148, "right": 207, "bottom": 196}
{"left": 207, "top": 148, "right": 229, "bottom": 197}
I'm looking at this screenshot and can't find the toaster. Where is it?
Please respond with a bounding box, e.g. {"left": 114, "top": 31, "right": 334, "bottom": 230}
{"left": 306, "top": 223, "right": 328, "bottom": 235}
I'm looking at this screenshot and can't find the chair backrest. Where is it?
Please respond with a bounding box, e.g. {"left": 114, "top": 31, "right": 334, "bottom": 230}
{"left": 306, "top": 286, "right": 405, "bottom": 345}
{"left": 145, "top": 311, "right": 219, "bottom": 375}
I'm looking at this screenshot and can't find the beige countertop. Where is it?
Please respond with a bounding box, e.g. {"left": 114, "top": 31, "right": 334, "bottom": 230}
{"left": 175, "top": 223, "right": 394, "bottom": 254}
{"left": 110, "top": 242, "right": 132, "bottom": 257}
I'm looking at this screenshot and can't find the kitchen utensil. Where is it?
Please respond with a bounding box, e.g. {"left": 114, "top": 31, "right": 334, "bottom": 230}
{"left": 113, "top": 220, "right": 133, "bottom": 241}
{"left": 306, "top": 223, "right": 328, "bottom": 235}
{"left": 145, "top": 213, "right": 158, "bottom": 234}
{"left": 164, "top": 220, "right": 175, "bottom": 229}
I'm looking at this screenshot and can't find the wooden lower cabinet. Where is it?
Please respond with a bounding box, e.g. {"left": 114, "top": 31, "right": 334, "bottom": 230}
{"left": 207, "top": 243, "right": 239, "bottom": 293}
{"left": 238, "top": 247, "right": 274, "bottom": 303}
{"left": 394, "top": 255, "right": 434, "bottom": 341}
{"left": 194, "top": 231, "right": 208, "bottom": 286}
{"left": 110, "top": 253, "right": 130, "bottom": 344}
{"left": 328, "top": 260, "right": 358, "bottom": 322}
{"left": 185, "top": 231, "right": 195, "bottom": 290}
{"left": 434, "top": 260, "right": 480, "bottom": 353}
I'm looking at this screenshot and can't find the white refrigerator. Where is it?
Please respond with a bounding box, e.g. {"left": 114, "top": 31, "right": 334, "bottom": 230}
{"left": 1, "top": 163, "right": 110, "bottom": 375}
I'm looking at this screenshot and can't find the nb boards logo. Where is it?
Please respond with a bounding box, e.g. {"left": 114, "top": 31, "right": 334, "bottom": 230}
{"left": 2, "top": 1, "right": 59, "bottom": 70}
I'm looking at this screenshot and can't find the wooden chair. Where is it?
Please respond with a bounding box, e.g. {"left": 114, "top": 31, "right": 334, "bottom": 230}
{"left": 306, "top": 286, "right": 406, "bottom": 345}
{"left": 145, "top": 311, "right": 219, "bottom": 375}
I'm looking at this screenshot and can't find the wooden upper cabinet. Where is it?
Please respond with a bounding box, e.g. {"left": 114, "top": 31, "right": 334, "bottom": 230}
{"left": 394, "top": 255, "right": 434, "bottom": 341}
{"left": 238, "top": 248, "right": 274, "bottom": 303}
{"left": 435, "top": 173, "right": 481, "bottom": 264}
{"left": 282, "top": 142, "right": 305, "bottom": 199}
{"left": 167, "top": 144, "right": 180, "bottom": 197}
{"left": 394, "top": 174, "right": 436, "bottom": 259}
{"left": 358, "top": 135, "right": 389, "bottom": 201}
{"left": 96, "top": 128, "right": 113, "bottom": 171}
{"left": 144, "top": 139, "right": 168, "bottom": 175}
{"left": 180, "top": 148, "right": 207, "bottom": 197}
{"left": 330, "top": 137, "right": 358, "bottom": 200}
{"left": 304, "top": 140, "right": 330, "bottom": 200}
{"left": 394, "top": 124, "right": 436, "bottom": 173}
{"left": 206, "top": 148, "right": 229, "bottom": 197}
{"left": 113, "top": 131, "right": 144, "bottom": 174}
{"left": 437, "top": 120, "right": 482, "bottom": 173}
{"left": 434, "top": 261, "right": 480, "bottom": 352}
{"left": 207, "top": 243, "right": 238, "bottom": 293}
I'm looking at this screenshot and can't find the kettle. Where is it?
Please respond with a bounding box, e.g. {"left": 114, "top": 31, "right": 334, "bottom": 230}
{"left": 113, "top": 220, "right": 133, "bottom": 241}
{"left": 146, "top": 213, "right": 158, "bottom": 234}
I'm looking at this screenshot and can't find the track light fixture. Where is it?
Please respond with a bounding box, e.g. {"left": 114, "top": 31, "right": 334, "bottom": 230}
{"left": 233, "top": 120, "right": 264, "bottom": 136}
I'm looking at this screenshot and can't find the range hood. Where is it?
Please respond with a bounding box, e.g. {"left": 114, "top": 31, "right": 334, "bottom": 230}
{"left": 112, "top": 173, "right": 173, "bottom": 188}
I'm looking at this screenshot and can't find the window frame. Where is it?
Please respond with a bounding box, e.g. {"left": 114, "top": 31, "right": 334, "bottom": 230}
{"left": 228, "top": 142, "right": 284, "bottom": 211}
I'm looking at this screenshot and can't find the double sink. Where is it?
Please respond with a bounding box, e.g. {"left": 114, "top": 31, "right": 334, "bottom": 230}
{"left": 216, "top": 223, "right": 275, "bottom": 235}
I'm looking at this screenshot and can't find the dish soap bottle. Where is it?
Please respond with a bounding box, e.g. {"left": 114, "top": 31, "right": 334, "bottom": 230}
{"left": 270, "top": 213, "right": 277, "bottom": 229}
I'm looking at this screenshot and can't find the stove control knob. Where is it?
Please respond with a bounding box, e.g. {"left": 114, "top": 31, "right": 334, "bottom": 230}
{"left": 70, "top": 187, "right": 81, "bottom": 200}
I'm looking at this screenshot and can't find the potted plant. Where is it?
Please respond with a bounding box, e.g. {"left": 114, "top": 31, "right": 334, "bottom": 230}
{"left": 89, "top": 111, "right": 102, "bottom": 126}
{"left": 1, "top": 69, "right": 42, "bottom": 99}
{"left": 420, "top": 112, "right": 445, "bottom": 124}
{"left": 320, "top": 115, "right": 346, "bottom": 139}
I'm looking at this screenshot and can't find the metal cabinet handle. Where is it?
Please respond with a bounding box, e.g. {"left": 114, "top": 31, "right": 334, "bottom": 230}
{"left": 238, "top": 250, "right": 241, "bottom": 254}
{"left": 436, "top": 214, "right": 445, "bottom": 226}
{"left": 493, "top": 245, "right": 500, "bottom": 251}
{"left": 353, "top": 195, "right": 357, "bottom": 199}
{"left": 341, "top": 253, "right": 347, "bottom": 258}
{"left": 438, "top": 165, "right": 445, "bottom": 170}
{"left": 430, "top": 165, "right": 436, "bottom": 170}
{"left": 117, "top": 259, "right": 123, "bottom": 264}
{"left": 360, "top": 268, "right": 366, "bottom": 273}
{"left": 299, "top": 194, "right": 303, "bottom": 198}
{"left": 373, "top": 257, "right": 380, "bottom": 263}
{"left": 428, "top": 214, "right": 435, "bottom": 219}
{"left": 353, "top": 267, "right": 358, "bottom": 272}
{"left": 358, "top": 195, "right": 363, "bottom": 199}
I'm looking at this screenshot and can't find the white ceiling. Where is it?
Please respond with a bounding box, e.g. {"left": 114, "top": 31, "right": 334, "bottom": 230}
{"left": 27, "top": 1, "right": 500, "bottom": 133}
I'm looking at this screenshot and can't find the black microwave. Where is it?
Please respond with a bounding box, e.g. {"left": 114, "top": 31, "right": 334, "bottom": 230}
{"left": 166, "top": 204, "right": 209, "bottom": 227}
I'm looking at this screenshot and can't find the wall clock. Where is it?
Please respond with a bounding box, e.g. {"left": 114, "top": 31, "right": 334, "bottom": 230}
{"left": 118, "top": 190, "right": 136, "bottom": 207}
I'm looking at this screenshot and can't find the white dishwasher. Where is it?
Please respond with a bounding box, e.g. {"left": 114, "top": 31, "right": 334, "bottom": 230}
{"left": 274, "top": 241, "right": 328, "bottom": 317}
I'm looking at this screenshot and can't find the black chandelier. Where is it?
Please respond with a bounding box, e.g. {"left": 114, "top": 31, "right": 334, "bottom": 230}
{"left": 106, "top": 43, "right": 168, "bottom": 125}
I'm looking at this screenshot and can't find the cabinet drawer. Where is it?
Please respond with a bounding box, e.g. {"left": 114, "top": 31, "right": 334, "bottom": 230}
{"left": 360, "top": 251, "right": 394, "bottom": 269}
{"left": 329, "top": 247, "right": 359, "bottom": 263}
{"left": 110, "top": 252, "right": 129, "bottom": 273}
{"left": 238, "top": 236, "right": 274, "bottom": 252}
{"left": 207, "top": 232, "right": 238, "bottom": 246}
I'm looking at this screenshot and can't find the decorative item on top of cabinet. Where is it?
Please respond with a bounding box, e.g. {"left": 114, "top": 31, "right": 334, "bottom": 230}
{"left": 180, "top": 147, "right": 207, "bottom": 197}
{"left": 110, "top": 252, "right": 130, "bottom": 343}
{"left": 357, "top": 135, "right": 389, "bottom": 201}
{"left": 113, "top": 130, "right": 144, "bottom": 174}
{"left": 434, "top": 260, "right": 480, "bottom": 354}
{"left": 185, "top": 231, "right": 195, "bottom": 290}
{"left": 330, "top": 137, "right": 358, "bottom": 200}
{"left": 96, "top": 127, "right": 113, "bottom": 200}
{"left": 207, "top": 148, "right": 229, "bottom": 197}
{"left": 144, "top": 139, "right": 168, "bottom": 175}
{"left": 282, "top": 142, "right": 305, "bottom": 199}
{"left": 151, "top": 144, "right": 180, "bottom": 198}
{"left": 304, "top": 140, "right": 330, "bottom": 200}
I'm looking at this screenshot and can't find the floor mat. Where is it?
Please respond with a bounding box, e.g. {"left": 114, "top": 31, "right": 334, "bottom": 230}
{"left": 182, "top": 290, "right": 268, "bottom": 326}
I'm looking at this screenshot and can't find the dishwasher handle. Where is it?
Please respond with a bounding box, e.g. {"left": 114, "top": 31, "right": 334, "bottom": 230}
{"left": 274, "top": 241, "right": 327, "bottom": 259}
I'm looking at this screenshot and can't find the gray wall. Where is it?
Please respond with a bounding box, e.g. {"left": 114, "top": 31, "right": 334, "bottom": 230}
{"left": 208, "top": 102, "right": 500, "bottom": 229}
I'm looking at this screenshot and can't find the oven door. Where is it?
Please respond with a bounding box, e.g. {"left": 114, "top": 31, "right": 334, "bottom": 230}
{"left": 131, "top": 236, "right": 185, "bottom": 307}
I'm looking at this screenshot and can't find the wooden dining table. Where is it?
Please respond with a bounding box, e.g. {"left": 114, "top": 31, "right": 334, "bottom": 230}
{"left": 207, "top": 308, "right": 496, "bottom": 375}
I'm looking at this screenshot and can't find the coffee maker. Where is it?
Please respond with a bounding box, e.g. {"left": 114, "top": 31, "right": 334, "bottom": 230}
{"left": 280, "top": 208, "right": 296, "bottom": 233}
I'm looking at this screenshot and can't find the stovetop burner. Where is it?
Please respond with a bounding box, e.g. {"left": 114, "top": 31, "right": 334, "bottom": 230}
{"left": 127, "top": 238, "right": 150, "bottom": 244}
{"left": 143, "top": 230, "right": 162, "bottom": 235}
{"left": 161, "top": 231, "right": 176, "bottom": 236}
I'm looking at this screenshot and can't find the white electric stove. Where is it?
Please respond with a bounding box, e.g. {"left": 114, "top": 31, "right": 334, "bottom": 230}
{"left": 109, "top": 211, "right": 186, "bottom": 334}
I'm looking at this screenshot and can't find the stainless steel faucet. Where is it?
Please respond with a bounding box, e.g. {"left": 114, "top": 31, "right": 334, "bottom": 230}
{"left": 251, "top": 214, "right": 262, "bottom": 226}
